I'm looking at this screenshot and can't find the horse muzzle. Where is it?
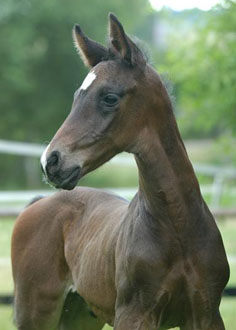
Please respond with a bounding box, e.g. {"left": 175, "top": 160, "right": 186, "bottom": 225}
{"left": 41, "top": 150, "right": 81, "bottom": 190}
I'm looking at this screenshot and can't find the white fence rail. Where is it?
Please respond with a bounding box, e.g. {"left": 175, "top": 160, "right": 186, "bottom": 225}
{"left": 0, "top": 139, "right": 44, "bottom": 156}
{"left": 0, "top": 139, "right": 236, "bottom": 211}
{"left": 0, "top": 190, "right": 236, "bottom": 219}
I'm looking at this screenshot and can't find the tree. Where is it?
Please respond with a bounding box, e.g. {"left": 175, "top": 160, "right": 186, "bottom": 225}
{"left": 0, "top": 0, "right": 150, "bottom": 143}
{"left": 155, "top": 0, "right": 236, "bottom": 138}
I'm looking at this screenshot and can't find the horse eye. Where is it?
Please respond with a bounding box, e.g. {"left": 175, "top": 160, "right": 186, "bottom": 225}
{"left": 103, "top": 94, "right": 119, "bottom": 106}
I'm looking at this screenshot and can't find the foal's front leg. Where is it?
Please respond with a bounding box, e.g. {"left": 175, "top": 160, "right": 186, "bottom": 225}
{"left": 114, "top": 309, "right": 149, "bottom": 330}
{"left": 114, "top": 306, "right": 158, "bottom": 330}
{"left": 180, "top": 310, "right": 226, "bottom": 330}
{"left": 114, "top": 296, "right": 168, "bottom": 330}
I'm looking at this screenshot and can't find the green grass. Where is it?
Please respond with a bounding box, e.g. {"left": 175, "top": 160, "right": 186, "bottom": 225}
{"left": 0, "top": 219, "right": 14, "bottom": 295}
{"left": 0, "top": 219, "right": 14, "bottom": 257}
{"left": 0, "top": 217, "right": 236, "bottom": 329}
{"left": 0, "top": 306, "right": 15, "bottom": 330}
{"left": 0, "top": 266, "right": 13, "bottom": 294}
{"left": 218, "top": 220, "right": 236, "bottom": 256}
{"left": 218, "top": 219, "right": 236, "bottom": 287}
{"left": 1, "top": 299, "right": 236, "bottom": 330}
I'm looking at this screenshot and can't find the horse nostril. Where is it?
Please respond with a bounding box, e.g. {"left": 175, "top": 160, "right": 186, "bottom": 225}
{"left": 47, "top": 151, "right": 61, "bottom": 168}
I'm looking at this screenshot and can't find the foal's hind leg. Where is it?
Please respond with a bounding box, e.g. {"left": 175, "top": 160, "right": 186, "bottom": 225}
{"left": 11, "top": 199, "right": 70, "bottom": 329}
{"left": 13, "top": 251, "right": 69, "bottom": 330}
{"left": 59, "top": 291, "right": 105, "bottom": 330}
{"left": 14, "top": 284, "right": 66, "bottom": 330}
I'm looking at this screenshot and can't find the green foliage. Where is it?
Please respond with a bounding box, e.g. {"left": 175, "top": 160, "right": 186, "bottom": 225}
{"left": 156, "top": 0, "right": 236, "bottom": 138}
{"left": 0, "top": 0, "right": 150, "bottom": 143}
{"left": 210, "top": 133, "right": 236, "bottom": 165}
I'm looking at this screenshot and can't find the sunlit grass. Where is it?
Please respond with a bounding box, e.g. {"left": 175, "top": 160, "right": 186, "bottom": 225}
{"left": 218, "top": 220, "right": 236, "bottom": 256}
{"left": 0, "top": 306, "right": 15, "bottom": 330}
{"left": 1, "top": 300, "right": 235, "bottom": 330}
{"left": 0, "top": 219, "right": 14, "bottom": 257}
{"left": 0, "top": 266, "right": 13, "bottom": 294}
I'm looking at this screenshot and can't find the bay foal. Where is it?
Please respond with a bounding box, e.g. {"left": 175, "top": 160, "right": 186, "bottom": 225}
{"left": 12, "top": 14, "right": 229, "bottom": 330}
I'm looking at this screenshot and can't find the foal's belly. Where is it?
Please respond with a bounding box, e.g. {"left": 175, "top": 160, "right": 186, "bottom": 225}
{"left": 74, "top": 245, "right": 117, "bottom": 325}
{"left": 70, "top": 217, "right": 123, "bottom": 324}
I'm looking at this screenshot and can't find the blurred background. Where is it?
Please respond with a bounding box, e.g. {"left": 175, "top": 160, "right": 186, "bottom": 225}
{"left": 0, "top": 0, "right": 235, "bottom": 328}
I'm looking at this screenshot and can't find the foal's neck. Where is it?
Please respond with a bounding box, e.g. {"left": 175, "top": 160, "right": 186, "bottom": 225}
{"left": 134, "top": 94, "right": 204, "bottom": 228}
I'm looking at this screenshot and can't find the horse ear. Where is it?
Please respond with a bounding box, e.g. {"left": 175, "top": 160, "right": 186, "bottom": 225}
{"left": 108, "top": 13, "right": 145, "bottom": 67}
{"left": 73, "top": 25, "right": 108, "bottom": 68}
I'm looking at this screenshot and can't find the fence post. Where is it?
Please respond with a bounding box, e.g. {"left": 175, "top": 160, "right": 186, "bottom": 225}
{"left": 211, "top": 174, "right": 224, "bottom": 209}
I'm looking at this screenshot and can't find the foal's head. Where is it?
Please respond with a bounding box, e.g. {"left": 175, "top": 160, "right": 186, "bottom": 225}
{"left": 41, "top": 14, "right": 171, "bottom": 190}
